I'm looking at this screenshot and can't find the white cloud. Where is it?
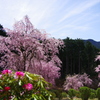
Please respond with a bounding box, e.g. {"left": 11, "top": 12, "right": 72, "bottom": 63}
{"left": 59, "top": 0, "right": 100, "bottom": 23}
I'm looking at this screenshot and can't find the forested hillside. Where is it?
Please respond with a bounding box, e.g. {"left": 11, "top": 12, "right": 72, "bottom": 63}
{"left": 59, "top": 37, "right": 100, "bottom": 78}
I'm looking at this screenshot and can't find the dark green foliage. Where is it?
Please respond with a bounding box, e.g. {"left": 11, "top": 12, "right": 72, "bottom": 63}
{"left": 74, "top": 90, "right": 81, "bottom": 98}
{"left": 89, "top": 89, "right": 96, "bottom": 99}
{"left": 61, "top": 92, "right": 68, "bottom": 98}
{"left": 0, "top": 24, "right": 8, "bottom": 37}
{"left": 89, "top": 92, "right": 96, "bottom": 99}
{"left": 48, "top": 89, "right": 57, "bottom": 99}
{"left": 96, "top": 88, "right": 100, "bottom": 100}
{"left": 44, "top": 91, "right": 56, "bottom": 100}
{"left": 68, "top": 89, "right": 77, "bottom": 99}
{"left": 48, "top": 89, "right": 68, "bottom": 100}
{"left": 48, "top": 89, "right": 63, "bottom": 99}
{"left": 83, "top": 41, "right": 99, "bottom": 75}
{"left": 59, "top": 37, "right": 99, "bottom": 78}
{"left": 79, "top": 86, "right": 91, "bottom": 100}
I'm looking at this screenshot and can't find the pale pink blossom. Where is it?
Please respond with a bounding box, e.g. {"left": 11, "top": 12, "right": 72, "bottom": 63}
{"left": 95, "top": 65, "right": 100, "bottom": 87}
{"left": 63, "top": 73, "right": 92, "bottom": 90}
{"left": 0, "top": 89, "right": 3, "bottom": 92}
{"left": 95, "top": 65, "right": 100, "bottom": 72}
{"left": 2, "top": 69, "right": 12, "bottom": 74}
{"left": 23, "top": 83, "right": 33, "bottom": 91}
{"left": 95, "top": 55, "right": 100, "bottom": 61}
{"left": 98, "top": 82, "right": 100, "bottom": 87}
{"left": 0, "top": 75, "right": 2, "bottom": 78}
{"left": 78, "top": 73, "right": 92, "bottom": 86}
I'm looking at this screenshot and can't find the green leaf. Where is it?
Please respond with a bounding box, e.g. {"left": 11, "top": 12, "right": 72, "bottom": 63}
{"left": 32, "top": 94, "right": 38, "bottom": 100}
{"left": 40, "top": 81, "right": 44, "bottom": 88}
{"left": 19, "top": 80, "right": 22, "bottom": 86}
{"left": 0, "top": 86, "right": 3, "bottom": 89}
{"left": 26, "top": 73, "right": 33, "bottom": 80}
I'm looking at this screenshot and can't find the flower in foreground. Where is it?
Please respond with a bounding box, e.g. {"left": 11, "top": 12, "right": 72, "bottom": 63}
{"left": 4, "top": 86, "right": 11, "bottom": 91}
{"left": 0, "top": 89, "right": 3, "bottom": 92}
{"left": 15, "top": 71, "right": 25, "bottom": 78}
{"left": 0, "top": 75, "right": 2, "bottom": 78}
{"left": 2, "top": 69, "right": 12, "bottom": 74}
{"left": 23, "top": 83, "right": 33, "bottom": 91}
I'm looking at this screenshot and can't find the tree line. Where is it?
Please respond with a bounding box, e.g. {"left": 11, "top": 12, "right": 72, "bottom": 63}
{"left": 59, "top": 37, "right": 100, "bottom": 78}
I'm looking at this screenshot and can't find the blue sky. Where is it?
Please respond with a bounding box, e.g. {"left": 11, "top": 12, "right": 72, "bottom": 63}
{"left": 0, "top": 0, "right": 100, "bottom": 41}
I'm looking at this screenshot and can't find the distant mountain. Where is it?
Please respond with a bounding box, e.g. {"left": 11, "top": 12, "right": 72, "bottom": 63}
{"left": 84, "top": 39, "right": 100, "bottom": 49}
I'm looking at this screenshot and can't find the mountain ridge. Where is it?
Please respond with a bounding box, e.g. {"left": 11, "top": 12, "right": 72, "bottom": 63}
{"left": 84, "top": 39, "right": 100, "bottom": 49}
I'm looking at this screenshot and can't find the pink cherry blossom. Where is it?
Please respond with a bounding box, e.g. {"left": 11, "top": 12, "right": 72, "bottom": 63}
{"left": 95, "top": 65, "right": 100, "bottom": 72}
{"left": 95, "top": 55, "right": 100, "bottom": 61}
{"left": 63, "top": 73, "right": 92, "bottom": 90}
{"left": 2, "top": 69, "right": 12, "bottom": 74}
{"left": 0, "top": 15, "right": 64, "bottom": 85}
{"left": 95, "top": 62, "right": 100, "bottom": 87}
{"left": 23, "top": 83, "right": 33, "bottom": 91}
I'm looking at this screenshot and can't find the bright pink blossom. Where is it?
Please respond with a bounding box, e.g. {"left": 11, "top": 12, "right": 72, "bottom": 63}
{"left": 2, "top": 70, "right": 12, "bottom": 74}
{"left": 4, "top": 86, "right": 10, "bottom": 91}
{"left": 15, "top": 71, "right": 25, "bottom": 78}
{"left": 23, "top": 83, "right": 33, "bottom": 91}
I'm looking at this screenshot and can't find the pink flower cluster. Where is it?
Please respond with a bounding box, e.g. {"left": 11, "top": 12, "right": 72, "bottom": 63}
{"left": 0, "top": 69, "right": 34, "bottom": 100}
{"left": 2, "top": 69, "right": 12, "bottom": 74}
{"left": 63, "top": 73, "right": 92, "bottom": 90}
{"left": 15, "top": 71, "right": 25, "bottom": 78}
{"left": 0, "top": 75, "right": 2, "bottom": 78}
{"left": 23, "top": 83, "right": 33, "bottom": 91}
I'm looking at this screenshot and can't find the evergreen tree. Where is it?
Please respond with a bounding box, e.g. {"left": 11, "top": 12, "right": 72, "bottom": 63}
{"left": 59, "top": 37, "right": 99, "bottom": 78}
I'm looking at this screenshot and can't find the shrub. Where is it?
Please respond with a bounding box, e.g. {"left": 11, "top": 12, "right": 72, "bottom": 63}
{"left": 68, "top": 89, "right": 76, "bottom": 99}
{"left": 89, "top": 93, "right": 96, "bottom": 99}
{"left": 74, "top": 90, "right": 81, "bottom": 98}
{"left": 47, "top": 91, "right": 56, "bottom": 100}
{"left": 0, "top": 69, "right": 53, "bottom": 100}
{"left": 48, "top": 89, "right": 64, "bottom": 99}
{"left": 61, "top": 92, "right": 68, "bottom": 98}
{"left": 79, "top": 86, "right": 91, "bottom": 100}
{"left": 96, "top": 88, "right": 100, "bottom": 100}
{"left": 89, "top": 89, "right": 96, "bottom": 99}
{"left": 53, "top": 89, "right": 62, "bottom": 99}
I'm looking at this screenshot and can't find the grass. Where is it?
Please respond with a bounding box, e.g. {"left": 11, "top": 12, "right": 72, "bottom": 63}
{"left": 72, "top": 97, "right": 98, "bottom": 100}
{"left": 54, "top": 97, "right": 98, "bottom": 100}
